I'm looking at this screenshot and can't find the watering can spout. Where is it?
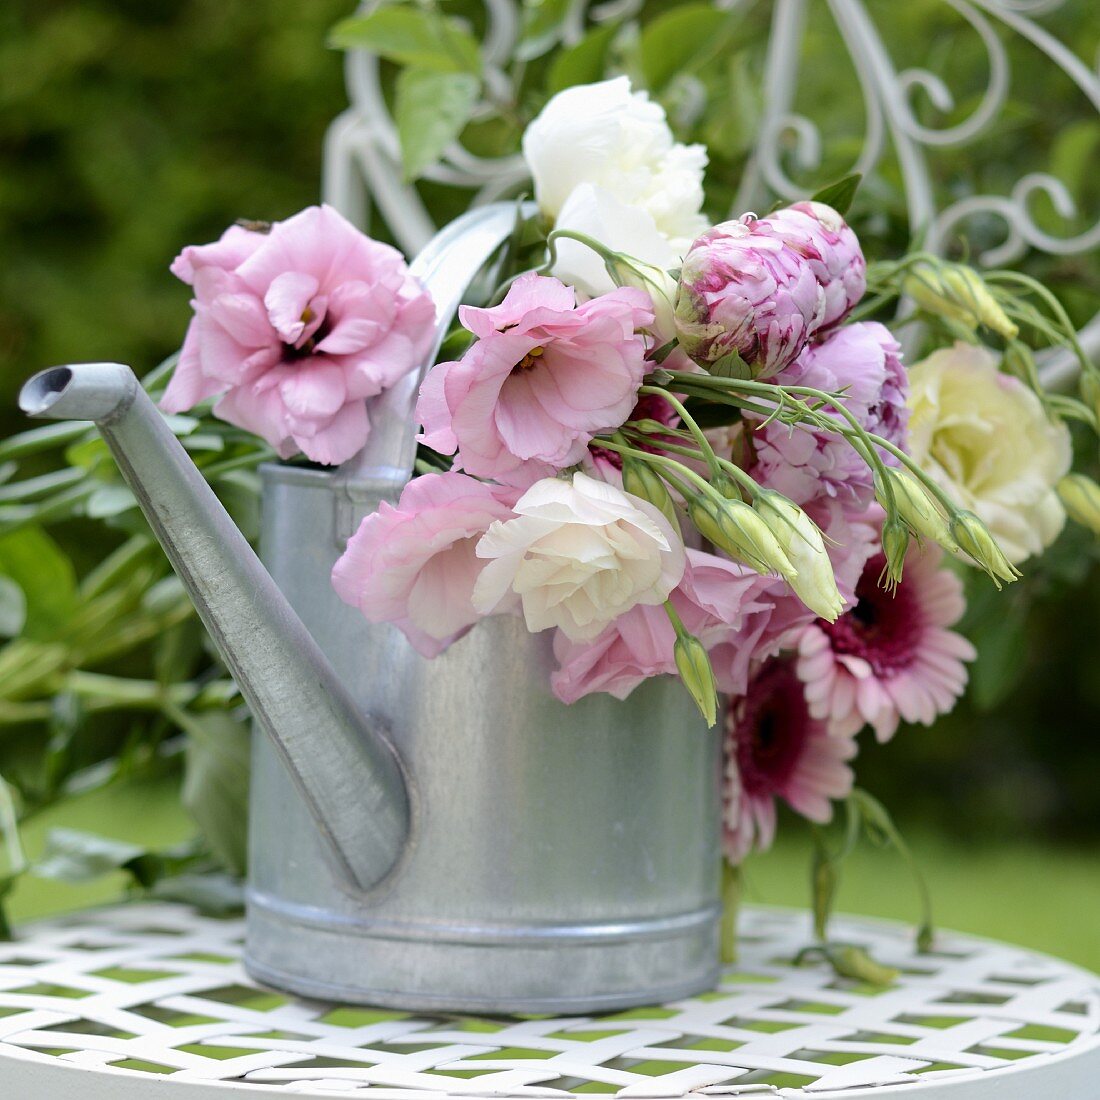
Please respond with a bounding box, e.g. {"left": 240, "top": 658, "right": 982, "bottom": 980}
{"left": 19, "top": 363, "right": 410, "bottom": 893}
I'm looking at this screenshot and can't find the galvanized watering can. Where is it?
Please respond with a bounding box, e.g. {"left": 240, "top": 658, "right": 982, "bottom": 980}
{"left": 19, "top": 204, "right": 719, "bottom": 1013}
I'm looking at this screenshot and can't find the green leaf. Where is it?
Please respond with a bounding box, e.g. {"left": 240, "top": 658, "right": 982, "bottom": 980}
{"left": 547, "top": 23, "right": 617, "bottom": 94}
{"left": 968, "top": 588, "right": 1029, "bottom": 711}
{"left": 177, "top": 710, "right": 251, "bottom": 877}
{"left": 825, "top": 944, "right": 900, "bottom": 986}
{"left": 708, "top": 350, "right": 753, "bottom": 380}
{"left": 35, "top": 828, "right": 147, "bottom": 883}
{"left": 86, "top": 484, "right": 137, "bottom": 519}
{"left": 155, "top": 620, "right": 203, "bottom": 688}
{"left": 517, "top": 0, "right": 572, "bottom": 61}
{"left": 811, "top": 173, "right": 862, "bottom": 217}
{"left": 395, "top": 68, "right": 480, "bottom": 181}
{"left": 0, "top": 527, "right": 78, "bottom": 641}
{"left": 639, "top": 5, "right": 738, "bottom": 91}
{"left": 329, "top": 8, "right": 481, "bottom": 74}
{"left": 142, "top": 574, "right": 187, "bottom": 615}
{"left": 150, "top": 872, "right": 244, "bottom": 916}
{"left": 0, "top": 578, "right": 26, "bottom": 638}
{"left": 0, "top": 422, "right": 94, "bottom": 463}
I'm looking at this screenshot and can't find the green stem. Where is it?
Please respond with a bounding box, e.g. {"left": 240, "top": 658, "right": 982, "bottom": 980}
{"left": 0, "top": 777, "right": 26, "bottom": 880}
{"left": 662, "top": 598, "right": 687, "bottom": 637}
{"left": 638, "top": 387, "right": 723, "bottom": 480}
{"left": 986, "top": 270, "right": 1095, "bottom": 377}
{"left": 591, "top": 437, "right": 715, "bottom": 501}
{"left": 720, "top": 862, "right": 742, "bottom": 964}
{"left": 667, "top": 373, "right": 901, "bottom": 515}
{"left": 621, "top": 428, "right": 762, "bottom": 499}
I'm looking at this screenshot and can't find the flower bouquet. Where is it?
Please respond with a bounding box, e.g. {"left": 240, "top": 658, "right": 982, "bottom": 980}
{"left": 156, "top": 75, "right": 1099, "bottom": 957}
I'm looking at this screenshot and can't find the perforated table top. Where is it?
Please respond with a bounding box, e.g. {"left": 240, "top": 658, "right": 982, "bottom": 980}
{"left": 0, "top": 902, "right": 1097, "bottom": 1098}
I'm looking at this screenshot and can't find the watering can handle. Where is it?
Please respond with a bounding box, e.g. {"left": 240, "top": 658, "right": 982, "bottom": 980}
{"left": 334, "top": 201, "right": 538, "bottom": 507}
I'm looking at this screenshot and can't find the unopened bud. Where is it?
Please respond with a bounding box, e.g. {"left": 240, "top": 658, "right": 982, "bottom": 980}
{"left": 904, "top": 261, "right": 1018, "bottom": 340}
{"left": 1058, "top": 474, "right": 1100, "bottom": 537}
{"left": 880, "top": 517, "right": 910, "bottom": 590}
{"left": 950, "top": 510, "right": 1021, "bottom": 587}
{"left": 876, "top": 468, "right": 956, "bottom": 550}
{"left": 712, "top": 473, "right": 744, "bottom": 502}
{"left": 688, "top": 496, "right": 795, "bottom": 577}
{"left": 754, "top": 491, "right": 844, "bottom": 621}
{"left": 622, "top": 457, "right": 679, "bottom": 529}
{"left": 607, "top": 254, "right": 678, "bottom": 342}
{"left": 673, "top": 630, "right": 719, "bottom": 727}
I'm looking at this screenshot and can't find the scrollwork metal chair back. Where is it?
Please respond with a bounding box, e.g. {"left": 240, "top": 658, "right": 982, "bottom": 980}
{"left": 323, "top": 0, "right": 1100, "bottom": 386}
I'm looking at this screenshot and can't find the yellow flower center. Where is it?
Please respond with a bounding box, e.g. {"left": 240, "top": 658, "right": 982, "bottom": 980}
{"left": 512, "top": 346, "right": 544, "bottom": 373}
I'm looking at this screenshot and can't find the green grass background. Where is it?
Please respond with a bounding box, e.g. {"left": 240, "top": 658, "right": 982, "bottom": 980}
{"left": 11, "top": 776, "right": 1098, "bottom": 973}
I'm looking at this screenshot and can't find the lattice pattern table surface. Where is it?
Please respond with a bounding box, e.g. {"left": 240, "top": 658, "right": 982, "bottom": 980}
{"left": 0, "top": 903, "right": 1097, "bottom": 1098}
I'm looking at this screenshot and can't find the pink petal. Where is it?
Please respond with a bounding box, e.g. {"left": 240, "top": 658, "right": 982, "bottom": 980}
{"left": 265, "top": 271, "right": 322, "bottom": 345}
{"left": 294, "top": 399, "right": 370, "bottom": 466}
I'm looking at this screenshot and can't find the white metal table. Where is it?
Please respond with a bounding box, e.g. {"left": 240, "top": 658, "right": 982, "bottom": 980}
{"left": 0, "top": 903, "right": 1096, "bottom": 1098}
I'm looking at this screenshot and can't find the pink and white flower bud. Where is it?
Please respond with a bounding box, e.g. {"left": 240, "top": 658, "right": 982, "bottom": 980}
{"left": 760, "top": 201, "right": 866, "bottom": 331}
{"left": 674, "top": 219, "right": 826, "bottom": 378}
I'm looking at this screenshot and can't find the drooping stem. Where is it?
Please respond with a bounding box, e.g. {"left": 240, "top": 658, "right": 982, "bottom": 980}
{"left": 720, "top": 861, "right": 742, "bottom": 965}
{"left": 591, "top": 436, "right": 718, "bottom": 503}
{"left": 665, "top": 372, "right": 901, "bottom": 515}
{"left": 638, "top": 386, "right": 724, "bottom": 481}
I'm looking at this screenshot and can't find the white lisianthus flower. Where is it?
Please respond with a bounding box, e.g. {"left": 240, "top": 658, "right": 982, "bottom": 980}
{"left": 551, "top": 183, "right": 680, "bottom": 341}
{"left": 908, "top": 343, "right": 1071, "bottom": 564}
{"left": 522, "top": 77, "right": 708, "bottom": 245}
{"left": 473, "top": 471, "right": 686, "bottom": 642}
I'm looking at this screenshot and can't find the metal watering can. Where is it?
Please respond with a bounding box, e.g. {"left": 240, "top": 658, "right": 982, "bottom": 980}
{"left": 18, "top": 204, "right": 719, "bottom": 1014}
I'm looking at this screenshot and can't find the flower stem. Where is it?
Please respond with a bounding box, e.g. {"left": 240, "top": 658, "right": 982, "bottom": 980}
{"left": 638, "top": 386, "right": 724, "bottom": 481}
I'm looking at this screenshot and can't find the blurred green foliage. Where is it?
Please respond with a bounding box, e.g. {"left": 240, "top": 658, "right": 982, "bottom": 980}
{"left": 0, "top": 0, "right": 1098, "bottom": 929}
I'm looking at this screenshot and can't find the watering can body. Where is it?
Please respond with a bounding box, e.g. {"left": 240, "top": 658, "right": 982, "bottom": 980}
{"left": 19, "top": 203, "right": 722, "bottom": 1013}
{"left": 249, "top": 463, "right": 720, "bottom": 1012}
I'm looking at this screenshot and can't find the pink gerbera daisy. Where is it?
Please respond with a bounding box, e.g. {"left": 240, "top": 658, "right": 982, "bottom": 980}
{"left": 723, "top": 658, "right": 857, "bottom": 863}
{"left": 796, "top": 545, "right": 977, "bottom": 742}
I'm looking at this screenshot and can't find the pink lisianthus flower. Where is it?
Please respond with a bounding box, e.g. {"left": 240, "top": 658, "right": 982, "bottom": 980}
{"left": 723, "top": 658, "right": 857, "bottom": 863}
{"left": 162, "top": 205, "right": 435, "bottom": 466}
{"left": 417, "top": 273, "right": 654, "bottom": 486}
{"left": 761, "top": 201, "right": 866, "bottom": 331}
{"left": 796, "top": 543, "right": 977, "bottom": 742}
{"left": 674, "top": 218, "right": 826, "bottom": 377}
{"left": 331, "top": 472, "right": 518, "bottom": 658}
{"left": 550, "top": 548, "right": 775, "bottom": 703}
{"left": 752, "top": 322, "right": 908, "bottom": 509}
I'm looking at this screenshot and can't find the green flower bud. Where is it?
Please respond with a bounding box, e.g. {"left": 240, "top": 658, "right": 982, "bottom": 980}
{"left": 754, "top": 491, "right": 844, "bottom": 621}
{"left": 880, "top": 516, "right": 910, "bottom": 590}
{"left": 673, "top": 630, "right": 719, "bottom": 727}
{"left": 712, "top": 473, "right": 744, "bottom": 501}
{"left": 950, "top": 510, "right": 1021, "bottom": 587}
{"left": 904, "top": 261, "right": 1018, "bottom": 340}
{"left": 621, "top": 456, "right": 679, "bottom": 529}
{"left": 1058, "top": 474, "right": 1100, "bottom": 537}
{"left": 688, "top": 496, "right": 795, "bottom": 577}
{"left": 875, "top": 468, "right": 957, "bottom": 551}
{"left": 604, "top": 253, "right": 679, "bottom": 346}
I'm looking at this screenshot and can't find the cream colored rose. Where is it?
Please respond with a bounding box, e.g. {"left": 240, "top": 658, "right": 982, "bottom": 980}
{"left": 907, "top": 343, "right": 1071, "bottom": 563}
{"left": 522, "top": 77, "right": 707, "bottom": 244}
{"left": 473, "top": 472, "right": 686, "bottom": 641}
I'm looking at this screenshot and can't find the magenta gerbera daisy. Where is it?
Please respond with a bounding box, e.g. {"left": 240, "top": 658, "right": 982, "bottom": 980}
{"left": 722, "top": 658, "right": 857, "bottom": 863}
{"left": 796, "top": 544, "right": 977, "bottom": 742}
